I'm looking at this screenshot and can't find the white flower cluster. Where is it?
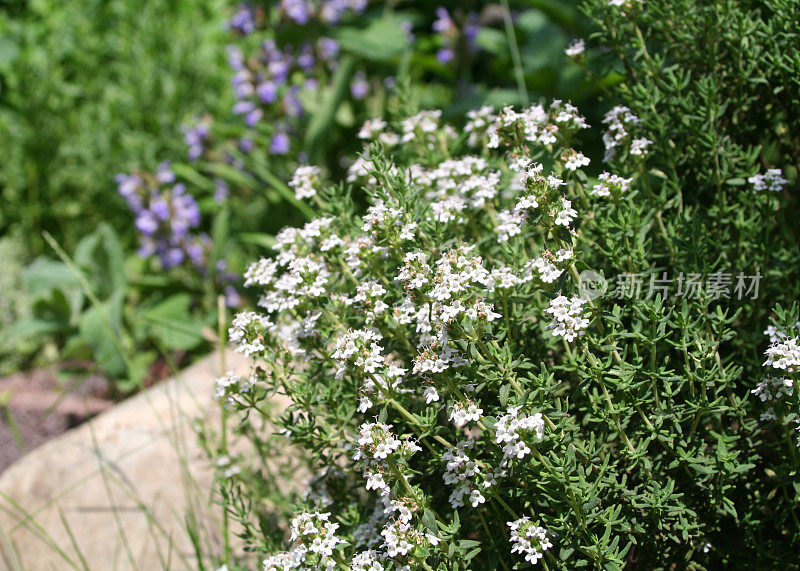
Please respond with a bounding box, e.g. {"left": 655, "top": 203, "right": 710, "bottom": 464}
{"left": 756, "top": 324, "right": 800, "bottom": 444}
{"left": 229, "top": 311, "right": 273, "bottom": 356}
{"left": 764, "top": 335, "right": 800, "bottom": 373}
{"left": 420, "top": 156, "right": 502, "bottom": 223}
{"left": 362, "top": 200, "right": 417, "bottom": 243}
{"left": 495, "top": 165, "right": 579, "bottom": 243}
{"left": 214, "top": 370, "right": 253, "bottom": 408}
{"left": 545, "top": 294, "right": 589, "bottom": 342}
{"left": 358, "top": 117, "right": 401, "bottom": 147}
{"left": 449, "top": 401, "right": 483, "bottom": 427}
{"left": 488, "top": 101, "right": 589, "bottom": 150}
{"left": 495, "top": 406, "right": 545, "bottom": 461}
{"left": 262, "top": 511, "right": 345, "bottom": 570}
{"left": 527, "top": 249, "right": 572, "bottom": 283}
{"left": 752, "top": 376, "right": 794, "bottom": 421}
{"left": 602, "top": 105, "right": 648, "bottom": 162}
{"left": 289, "top": 165, "right": 322, "bottom": 200}
{"left": 354, "top": 422, "right": 421, "bottom": 462}
{"left": 441, "top": 440, "right": 495, "bottom": 509}
{"left": 592, "top": 172, "right": 633, "bottom": 197}
{"left": 507, "top": 517, "right": 553, "bottom": 565}
{"left": 561, "top": 148, "right": 591, "bottom": 171}
{"left": 398, "top": 110, "right": 455, "bottom": 147}
{"left": 749, "top": 168, "right": 789, "bottom": 192}
{"left": 464, "top": 105, "right": 496, "bottom": 147}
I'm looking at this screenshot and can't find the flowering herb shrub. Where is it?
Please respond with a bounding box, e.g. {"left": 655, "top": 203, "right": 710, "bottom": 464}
{"left": 217, "top": 82, "right": 798, "bottom": 567}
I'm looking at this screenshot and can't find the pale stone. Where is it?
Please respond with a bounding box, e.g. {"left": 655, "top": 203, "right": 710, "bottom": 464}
{"left": 0, "top": 349, "right": 283, "bottom": 570}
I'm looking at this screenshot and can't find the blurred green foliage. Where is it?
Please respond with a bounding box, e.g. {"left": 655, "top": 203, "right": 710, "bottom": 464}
{"left": 0, "top": 0, "right": 231, "bottom": 255}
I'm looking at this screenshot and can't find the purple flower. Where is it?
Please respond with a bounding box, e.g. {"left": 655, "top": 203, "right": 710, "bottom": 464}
{"left": 283, "top": 87, "right": 304, "bottom": 118}
{"left": 119, "top": 167, "right": 209, "bottom": 272}
{"left": 297, "top": 44, "right": 315, "bottom": 70}
{"left": 150, "top": 196, "right": 171, "bottom": 221}
{"left": 233, "top": 100, "right": 256, "bottom": 116}
{"left": 183, "top": 121, "right": 210, "bottom": 162}
{"left": 224, "top": 286, "right": 241, "bottom": 308}
{"left": 228, "top": 3, "right": 256, "bottom": 35}
{"left": 268, "top": 58, "right": 290, "bottom": 83}
{"left": 232, "top": 71, "right": 254, "bottom": 98}
{"left": 350, "top": 72, "right": 369, "bottom": 99}
{"left": 137, "top": 237, "right": 156, "bottom": 258}
{"left": 256, "top": 81, "right": 278, "bottom": 104}
{"left": 281, "top": 0, "right": 310, "bottom": 24}
{"left": 400, "top": 20, "right": 415, "bottom": 42}
{"left": 214, "top": 178, "right": 230, "bottom": 203}
{"left": 135, "top": 211, "right": 159, "bottom": 236}
{"left": 239, "top": 137, "right": 254, "bottom": 154}
{"left": 246, "top": 109, "right": 263, "bottom": 126}
{"left": 270, "top": 131, "right": 291, "bottom": 155}
{"left": 464, "top": 18, "right": 481, "bottom": 47}
{"left": 433, "top": 7, "right": 454, "bottom": 34}
{"left": 226, "top": 45, "right": 246, "bottom": 71}
{"left": 185, "top": 240, "right": 205, "bottom": 267}
{"left": 233, "top": 101, "right": 263, "bottom": 126}
{"left": 317, "top": 37, "right": 340, "bottom": 61}
{"left": 156, "top": 162, "right": 175, "bottom": 184}
{"left": 436, "top": 48, "right": 455, "bottom": 64}
{"left": 116, "top": 174, "right": 143, "bottom": 210}
{"left": 162, "top": 247, "right": 185, "bottom": 269}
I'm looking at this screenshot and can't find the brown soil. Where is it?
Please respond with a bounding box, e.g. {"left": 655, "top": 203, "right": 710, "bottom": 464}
{"left": 0, "top": 366, "right": 113, "bottom": 473}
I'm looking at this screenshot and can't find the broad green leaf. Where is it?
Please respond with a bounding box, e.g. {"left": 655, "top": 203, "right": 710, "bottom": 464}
{"left": 336, "top": 18, "right": 408, "bottom": 63}
{"left": 138, "top": 294, "right": 206, "bottom": 351}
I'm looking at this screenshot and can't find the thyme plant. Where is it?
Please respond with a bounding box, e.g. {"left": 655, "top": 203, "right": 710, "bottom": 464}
{"left": 217, "top": 93, "right": 799, "bottom": 568}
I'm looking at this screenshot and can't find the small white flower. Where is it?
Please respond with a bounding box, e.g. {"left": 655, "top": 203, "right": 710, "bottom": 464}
{"left": 424, "top": 386, "right": 440, "bottom": 404}
{"left": 289, "top": 165, "right": 322, "bottom": 200}
{"left": 565, "top": 38, "right": 586, "bottom": 57}
{"left": 749, "top": 168, "right": 789, "bottom": 192}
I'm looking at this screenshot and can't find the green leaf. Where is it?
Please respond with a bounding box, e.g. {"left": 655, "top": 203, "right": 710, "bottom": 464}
{"left": 138, "top": 294, "right": 206, "bottom": 351}
{"left": 304, "top": 55, "right": 355, "bottom": 164}
{"left": 171, "top": 162, "right": 216, "bottom": 191}
{"left": 422, "top": 510, "right": 437, "bottom": 534}
{"left": 74, "top": 223, "right": 126, "bottom": 300}
{"left": 336, "top": 18, "right": 408, "bottom": 63}
{"left": 78, "top": 289, "right": 127, "bottom": 377}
